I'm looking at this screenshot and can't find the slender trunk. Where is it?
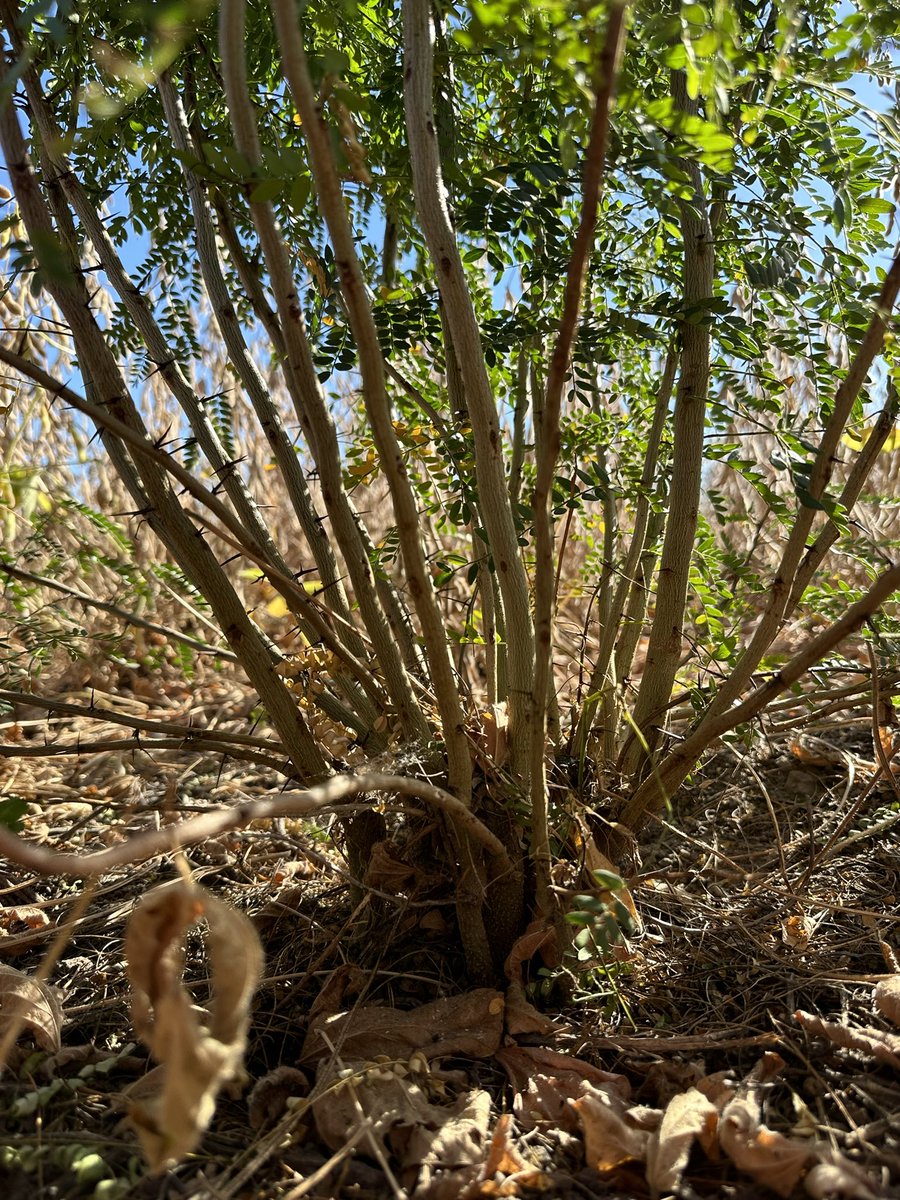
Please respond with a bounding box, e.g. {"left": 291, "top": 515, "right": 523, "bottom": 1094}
{"left": 403, "top": 0, "right": 534, "bottom": 784}
{"left": 218, "top": 0, "right": 430, "bottom": 746}
{"left": 575, "top": 348, "right": 677, "bottom": 762}
{"left": 620, "top": 72, "right": 713, "bottom": 778}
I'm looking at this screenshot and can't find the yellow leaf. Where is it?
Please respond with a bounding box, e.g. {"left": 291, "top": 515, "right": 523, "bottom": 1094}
{"left": 265, "top": 595, "right": 290, "bottom": 618}
{"left": 843, "top": 422, "right": 900, "bottom": 453}
{"left": 842, "top": 426, "right": 870, "bottom": 452}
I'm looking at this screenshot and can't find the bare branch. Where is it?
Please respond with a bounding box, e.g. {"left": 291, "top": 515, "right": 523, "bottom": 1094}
{"left": 786, "top": 379, "right": 900, "bottom": 614}
{"left": 0, "top": 562, "right": 238, "bottom": 662}
{"left": 0, "top": 690, "right": 282, "bottom": 752}
{"left": 403, "top": 0, "right": 534, "bottom": 775}
{"left": 529, "top": 2, "right": 627, "bottom": 915}
{"left": 0, "top": 773, "right": 512, "bottom": 877}
{"left": 0, "top": 2, "right": 291, "bottom": 583}
{"left": 0, "top": 735, "right": 290, "bottom": 773}
{"left": 269, "top": 0, "right": 473, "bottom": 803}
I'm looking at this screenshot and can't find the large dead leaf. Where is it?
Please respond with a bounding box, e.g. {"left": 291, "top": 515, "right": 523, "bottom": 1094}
{"left": 571, "top": 1087, "right": 655, "bottom": 1172}
{"left": 312, "top": 1056, "right": 491, "bottom": 1199}
{"left": 496, "top": 1045, "right": 630, "bottom": 1132}
{"left": 124, "top": 881, "right": 263, "bottom": 1171}
{"left": 504, "top": 981, "right": 560, "bottom": 1038}
{"left": 302, "top": 987, "right": 504, "bottom": 1065}
{"left": 0, "top": 963, "right": 63, "bottom": 1052}
{"left": 645, "top": 1087, "right": 717, "bottom": 1196}
{"left": 502, "top": 927, "right": 562, "bottom": 1037}
{"left": 718, "top": 1096, "right": 812, "bottom": 1198}
{"left": 408, "top": 1087, "right": 493, "bottom": 1198}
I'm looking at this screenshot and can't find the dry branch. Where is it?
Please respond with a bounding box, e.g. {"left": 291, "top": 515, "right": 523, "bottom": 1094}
{"left": 0, "top": 562, "right": 238, "bottom": 662}
{"left": 403, "top": 0, "right": 534, "bottom": 775}
{"left": 529, "top": 1, "right": 627, "bottom": 916}
{"left": 0, "top": 772, "right": 512, "bottom": 877}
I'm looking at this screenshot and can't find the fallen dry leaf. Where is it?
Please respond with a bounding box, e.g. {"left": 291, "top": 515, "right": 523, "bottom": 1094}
{"left": 645, "top": 1086, "right": 718, "bottom": 1195}
{"left": 504, "top": 980, "right": 561, "bottom": 1038}
{"left": 409, "top": 1086, "right": 493, "bottom": 1198}
{"left": 781, "top": 914, "right": 813, "bottom": 953}
{"left": 468, "top": 1111, "right": 549, "bottom": 1197}
{"left": 364, "top": 839, "right": 421, "bottom": 893}
{"left": 124, "top": 881, "right": 263, "bottom": 1171}
{"left": 695, "top": 1069, "right": 736, "bottom": 1108}
{"left": 795, "top": 1009, "right": 900, "bottom": 1069}
{"left": 718, "top": 1096, "right": 812, "bottom": 1198}
{"left": 496, "top": 1045, "right": 630, "bottom": 1132}
{"left": 302, "top": 987, "right": 504, "bottom": 1065}
{"left": 312, "top": 1056, "right": 491, "bottom": 1199}
{"left": 804, "top": 1153, "right": 878, "bottom": 1199}
{"left": 504, "top": 926, "right": 555, "bottom": 981}
{"left": 474, "top": 702, "right": 508, "bottom": 766}
{"left": 0, "top": 963, "right": 63, "bottom": 1052}
{"left": 0, "top": 905, "right": 50, "bottom": 933}
{"left": 247, "top": 1065, "right": 310, "bottom": 1130}
{"left": 873, "top": 975, "right": 900, "bottom": 1026}
{"left": 479, "top": 1112, "right": 531, "bottom": 1178}
{"left": 571, "top": 1087, "right": 654, "bottom": 1172}
{"left": 0, "top": 904, "right": 53, "bottom": 955}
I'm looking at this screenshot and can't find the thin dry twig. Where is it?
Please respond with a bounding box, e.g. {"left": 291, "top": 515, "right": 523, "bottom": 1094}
{"left": 0, "top": 735, "right": 291, "bottom": 774}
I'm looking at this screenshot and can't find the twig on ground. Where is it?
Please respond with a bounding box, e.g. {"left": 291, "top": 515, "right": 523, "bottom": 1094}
{"left": 0, "top": 690, "right": 282, "bottom": 751}
{"left": 0, "top": 735, "right": 292, "bottom": 775}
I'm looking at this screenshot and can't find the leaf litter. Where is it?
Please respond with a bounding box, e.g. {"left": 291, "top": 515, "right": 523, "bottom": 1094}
{"left": 1, "top": 688, "right": 899, "bottom": 1198}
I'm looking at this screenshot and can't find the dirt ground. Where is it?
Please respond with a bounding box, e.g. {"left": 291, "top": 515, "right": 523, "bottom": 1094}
{"left": 0, "top": 679, "right": 898, "bottom": 1200}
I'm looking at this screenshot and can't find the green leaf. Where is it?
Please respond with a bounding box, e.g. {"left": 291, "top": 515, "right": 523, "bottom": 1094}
{"left": 249, "top": 177, "right": 285, "bottom": 204}
{"left": 0, "top": 796, "right": 27, "bottom": 831}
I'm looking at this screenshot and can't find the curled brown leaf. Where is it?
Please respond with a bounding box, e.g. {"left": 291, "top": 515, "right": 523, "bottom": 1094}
{"left": 0, "top": 963, "right": 63, "bottom": 1053}
{"left": 124, "top": 881, "right": 263, "bottom": 1171}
